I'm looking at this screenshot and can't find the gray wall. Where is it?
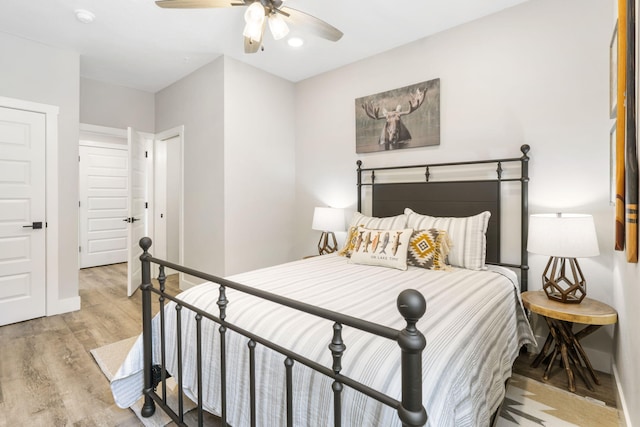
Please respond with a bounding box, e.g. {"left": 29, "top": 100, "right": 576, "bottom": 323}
{"left": 0, "top": 32, "right": 79, "bottom": 302}
{"left": 294, "top": 0, "right": 625, "bottom": 407}
{"left": 80, "top": 78, "right": 155, "bottom": 132}
{"left": 155, "top": 56, "right": 297, "bottom": 279}
{"left": 222, "top": 57, "right": 296, "bottom": 275}
{"left": 155, "top": 58, "right": 227, "bottom": 279}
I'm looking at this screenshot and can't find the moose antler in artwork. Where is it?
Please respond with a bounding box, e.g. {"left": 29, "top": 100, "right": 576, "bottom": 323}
{"left": 362, "top": 87, "right": 428, "bottom": 150}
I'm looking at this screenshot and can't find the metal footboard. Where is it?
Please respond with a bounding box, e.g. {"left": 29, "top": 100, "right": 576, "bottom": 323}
{"left": 138, "top": 237, "right": 428, "bottom": 427}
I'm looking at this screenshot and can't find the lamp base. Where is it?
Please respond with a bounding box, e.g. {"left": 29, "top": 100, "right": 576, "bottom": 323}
{"left": 542, "top": 257, "right": 587, "bottom": 304}
{"left": 318, "top": 231, "right": 338, "bottom": 255}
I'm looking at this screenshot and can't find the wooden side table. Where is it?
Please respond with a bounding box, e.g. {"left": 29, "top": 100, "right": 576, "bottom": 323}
{"left": 521, "top": 290, "right": 617, "bottom": 393}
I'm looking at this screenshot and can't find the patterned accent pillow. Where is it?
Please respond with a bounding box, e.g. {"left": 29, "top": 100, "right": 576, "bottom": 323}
{"left": 337, "top": 226, "right": 359, "bottom": 257}
{"left": 348, "top": 227, "right": 413, "bottom": 270}
{"left": 407, "top": 229, "right": 452, "bottom": 270}
{"left": 339, "top": 212, "right": 409, "bottom": 257}
{"left": 404, "top": 208, "right": 491, "bottom": 270}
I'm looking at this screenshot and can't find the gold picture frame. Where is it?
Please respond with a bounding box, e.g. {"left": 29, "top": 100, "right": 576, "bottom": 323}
{"left": 610, "top": 21, "right": 618, "bottom": 119}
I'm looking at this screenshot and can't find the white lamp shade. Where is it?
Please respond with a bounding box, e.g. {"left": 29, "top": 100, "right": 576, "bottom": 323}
{"left": 244, "top": 2, "right": 265, "bottom": 23}
{"left": 243, "top": 21, "right": 264, "bottom": 42}
{"left": 528, "top": 213, "right": 600, "bottom": 258}
{"left": 312, "top": 207, "right": 345, "bottom": 232}
{"left": 268, "top": 13, "right": 289, "bottom": 40}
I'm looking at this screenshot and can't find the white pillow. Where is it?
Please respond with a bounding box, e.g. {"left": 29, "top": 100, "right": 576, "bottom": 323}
{"left": 349, "top": 227, "right": 413, "bottom": 270}
{"left": 348, "top": 211, "right": 408, "bottom": 230}
{"left": 404, "top": 208, "right": 491, "bottom": 270}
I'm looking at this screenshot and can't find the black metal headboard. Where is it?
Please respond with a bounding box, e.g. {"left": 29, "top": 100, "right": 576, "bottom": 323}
{"left": 356, "top": 145, "right": 530, "bottom": 291}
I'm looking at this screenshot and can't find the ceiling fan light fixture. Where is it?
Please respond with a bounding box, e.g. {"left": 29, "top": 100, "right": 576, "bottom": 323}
{"left": 268, "top": 13, "right": 289, "bottom": 40}
{"left": 244, "top": 2, "right": 265, "bottom": 24}
{"left": 243, "top": 21, "right": 263, "bottom": 42}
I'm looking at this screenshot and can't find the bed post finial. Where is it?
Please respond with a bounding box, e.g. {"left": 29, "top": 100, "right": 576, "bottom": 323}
{"left": 520, "top": 144, "right": 530, "bottom": 157}
{"left": 397, "top": 289, "right": 428, "bottom": 426}
{"left": 140, "top": 236, "right": 152, "bottom": 253}
{"left": 139, "top": 236, "right": 156, "bottom": 418}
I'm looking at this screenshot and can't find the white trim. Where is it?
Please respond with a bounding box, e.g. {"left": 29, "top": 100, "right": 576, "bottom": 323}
{"left": 47, "top": 296, "right": 82, "bottom": 316}
{"left": 80, "top": 123, "right": 127, "bottom": 138}
{"left": 79, "top": 140, "right": 128, "bottom": 150}
{"left": 612, "top": 362, "right": 633, "bottom": 427}
{"left": 0, "top": 96, "right": 77, "bottom": 316}
{"left": 154, "top": 126, "right": 185, "bottom": 289}
{"left": 180, "top": 277, "right": 199, "bottom": 291}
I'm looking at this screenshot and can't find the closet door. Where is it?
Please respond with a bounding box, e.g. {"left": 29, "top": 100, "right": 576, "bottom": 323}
{"left": 0, "top": 106, "right": 46, "bottom": 326}
{"left": 79, "top": 145, "right": 129, "bottom": 268}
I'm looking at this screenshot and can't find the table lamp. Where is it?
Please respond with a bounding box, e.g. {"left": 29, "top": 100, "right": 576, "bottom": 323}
{"left": 527, "top": 213, "right": 600, "bottom": 303}
{"left": 312, "top": 207, "right": 345, "bottom": 255}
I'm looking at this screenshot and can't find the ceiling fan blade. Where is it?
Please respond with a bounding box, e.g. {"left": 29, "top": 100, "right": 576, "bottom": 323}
{"left": 155, "top": 0, "right": 239, "bottom": 9}
{"left": 279, "top": 7, "right": 343, "bottom": 42}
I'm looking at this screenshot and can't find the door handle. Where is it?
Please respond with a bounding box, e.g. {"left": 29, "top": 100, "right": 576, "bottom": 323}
{"left": 123, "top": 218, "right": 131, "bottom": 223}
{"left": 131, "top": 217, "right": 140, "bottom": 222}
{"left": 23, "top": 221, "right": 43, "bottom": 229}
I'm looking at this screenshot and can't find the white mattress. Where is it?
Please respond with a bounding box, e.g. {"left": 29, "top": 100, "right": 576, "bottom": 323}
{"left": 111, "top": 254, "right": 535, "bottom": 427}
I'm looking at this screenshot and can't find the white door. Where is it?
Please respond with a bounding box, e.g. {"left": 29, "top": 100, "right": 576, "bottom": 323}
{"left": 79, "top": 145, "right": 129, "bottom": 268}
{"left": 127, "top": 128, "right": 148, "bottom": 297}
{"left": 0, "top": 106, "right": 46, "bottom": 325}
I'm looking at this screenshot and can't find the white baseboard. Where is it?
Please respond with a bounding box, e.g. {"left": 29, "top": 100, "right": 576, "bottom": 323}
{"left": 612, "top": 362, "right": 633, "bottom": 427}
{"left": 180, "top": 275, "right": 200, "bottom": 291}
{"left": 47, "top": 296, "right": 81, "bottom": 316}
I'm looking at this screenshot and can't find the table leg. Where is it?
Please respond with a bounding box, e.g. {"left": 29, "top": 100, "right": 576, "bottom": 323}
{"left": 572, "top": 325, "right": 602, "bottom": 385}
{"left": 531, "top": 332, "right": 554, "bottom": 368}
{"left": 542, "top": 318, "right": 567, "bottom": 382}
{"left": 543, "top": 345, "right": 559, "bottom": 381}
{"left": 557, "top": 321, "right": 595, "bottom": 392}
{"left": 536, "top": 316, "right": 602, "bottom": 393}
{"left": 551, "top": 319, "right": 576, "bottom": 392}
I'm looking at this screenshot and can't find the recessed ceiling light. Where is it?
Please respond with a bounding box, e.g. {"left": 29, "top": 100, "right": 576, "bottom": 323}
{"left": 75, "top": 9, "right": 95, "bottom": 24}
{"left": 287, "top": 37, "right": 304, "bottom": 48}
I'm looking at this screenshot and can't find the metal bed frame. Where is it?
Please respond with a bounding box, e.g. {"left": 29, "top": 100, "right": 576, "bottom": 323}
{"left": 358, "top": 144, "right": 530, "bottom": 291}
{"left": 137, "top": 144, "right": 530, "bottom": 426}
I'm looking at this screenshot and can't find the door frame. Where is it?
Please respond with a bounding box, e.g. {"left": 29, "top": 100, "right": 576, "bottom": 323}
{"left": 0, "top": 96, "right": 78, "bottom": 316}
{"left": 152, "top": 126, "right": 185, "bottom": 288}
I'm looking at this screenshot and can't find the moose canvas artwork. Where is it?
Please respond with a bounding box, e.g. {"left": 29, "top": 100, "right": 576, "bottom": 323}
{"left": 355, "top": 78, "right": 440, "bottom": 153}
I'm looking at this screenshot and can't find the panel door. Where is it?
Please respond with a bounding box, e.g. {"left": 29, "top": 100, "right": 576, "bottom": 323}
{"left": 0, "top": 106, "right": 46, "bottom": 326}
{"left": 79, "top": 145, "right": 129, "bottom": 268}
{"left": 127, "top": 128, "right": 148, "bottom": 297}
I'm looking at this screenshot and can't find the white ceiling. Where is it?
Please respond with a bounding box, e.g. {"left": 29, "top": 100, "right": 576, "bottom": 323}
{"left": 0, "top": 0, "right": 529, "bottom": 93}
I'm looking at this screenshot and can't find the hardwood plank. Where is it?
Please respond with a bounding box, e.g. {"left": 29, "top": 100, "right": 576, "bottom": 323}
{"left": 0, "top": 263, "right": 165, "bottom": 427}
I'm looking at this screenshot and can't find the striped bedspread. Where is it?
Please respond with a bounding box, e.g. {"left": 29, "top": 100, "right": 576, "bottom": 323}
{"left": 111, "top": 254, "right": 535, "bottom": 427}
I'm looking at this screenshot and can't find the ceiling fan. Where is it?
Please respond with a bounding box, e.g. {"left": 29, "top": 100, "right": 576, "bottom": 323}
{"left": 155, "top": 0, "right": 343, "bottom": 54}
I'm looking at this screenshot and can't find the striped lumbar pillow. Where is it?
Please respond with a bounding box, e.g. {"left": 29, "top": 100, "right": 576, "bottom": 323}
{"left": 404, "top": 208, "right": 491, "bottom": 270}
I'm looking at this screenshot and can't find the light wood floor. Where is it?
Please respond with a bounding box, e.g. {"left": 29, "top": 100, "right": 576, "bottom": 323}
{"left": 0, "top": 263, "right": 618, "bottom": 426}
{"left": 0, "top": 263, "right": 178, "bottom": 427}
